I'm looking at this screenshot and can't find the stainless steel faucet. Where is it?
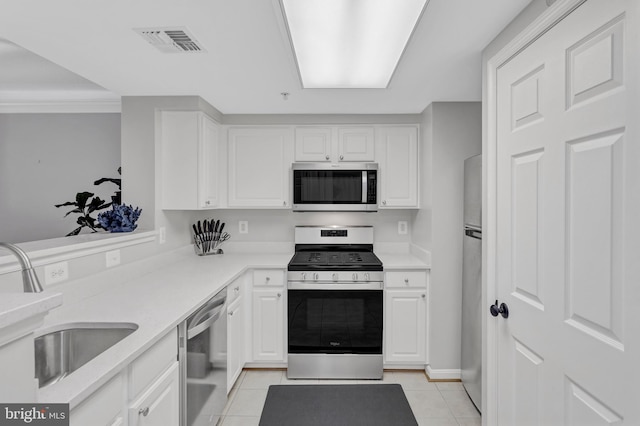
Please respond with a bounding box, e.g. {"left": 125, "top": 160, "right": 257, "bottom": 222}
{"left": 0, "top": 242, "right": 44, "bottom": 292}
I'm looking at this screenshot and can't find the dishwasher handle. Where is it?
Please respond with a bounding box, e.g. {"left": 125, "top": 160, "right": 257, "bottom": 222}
{"left": 186, "top": 294, "right": 226, "bottom": 339}
{"left": 187, "top": 303, "right": 225, "bottom": 339}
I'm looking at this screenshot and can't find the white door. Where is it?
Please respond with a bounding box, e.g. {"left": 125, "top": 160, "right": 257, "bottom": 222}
{"left": 294, "top": 127, "right": 332, "bottom": 162}
{"left": 128, "top": 363, "right": 180, "bottom": 426}
{"left": 384, "top": 289, "right": 426, "bottom": 364}
{"left": 227, "top": 127, "right": 293, "bottom": 208}
{"left": 376, "top": 126, "right": 418, "bottom": 208}
{"left": 337, "top": 127, "right": 375, "bottom": 161}
{"left": 252, "top": 288, "right": 285, "bottom": 362}
{"left": 493, "top": 0, "right": 639, "bottom": 424}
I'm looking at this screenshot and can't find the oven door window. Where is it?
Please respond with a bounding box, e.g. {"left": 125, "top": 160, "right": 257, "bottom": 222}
{"left": 293, "top": 170, "right": 364, "bottom": 204}
{"left": 288, "top": 289, "right": 383, "bottom": 354}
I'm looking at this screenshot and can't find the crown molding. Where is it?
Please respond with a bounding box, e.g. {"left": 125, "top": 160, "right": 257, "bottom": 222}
{"left": 0, "top": 90, "right": 121, "bottom": 113}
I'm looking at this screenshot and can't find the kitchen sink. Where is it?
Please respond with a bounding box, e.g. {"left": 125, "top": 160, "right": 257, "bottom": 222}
{"left": 34, "top": 322, "right": 138, "bottom": 388}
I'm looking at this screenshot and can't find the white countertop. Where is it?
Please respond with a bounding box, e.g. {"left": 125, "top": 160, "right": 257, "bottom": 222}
{"left": 378, "top": 253, "right": 431, "bottom": 270}
{"left": 35, "top": 246, "right": 428, "bottom": 408}
{"left": 0, "top": 292, "right": 63, "bottom": 331}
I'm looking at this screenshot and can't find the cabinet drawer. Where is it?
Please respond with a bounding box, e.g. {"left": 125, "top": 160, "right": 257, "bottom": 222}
{"left": 129, "top": 328, "right": 177, "bottom": 399}
{"left": 253, "top": 269, "right": 284, "bottom": 287}
{"left": 227, "top": 276, "right": 244, "bottom": 304}
{"left": 385, "top": 271, "right": 427, "bottom": 288}
{"left": 71, "top": 373, "right": 123, "bottom": 426}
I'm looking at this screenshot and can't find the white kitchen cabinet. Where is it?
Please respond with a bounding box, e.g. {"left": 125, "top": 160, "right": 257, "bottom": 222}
{"left": 376, "top": 126, "right": 419, "bottom": 208}
{"left": 227, "top": 127, "right": 294, "bottom": 208}
{"left": 251, "top": 269, "right": 285, "bottom": 363}
{"left": 384, "top": 270, "right": 427, "bottom": 365}
{"left": 128, "top": 329, "right": 178, "bottom": 399}
{"left": 294, "top": 127, "right": 332, "bottom": 162}
{"left": 295, "top": 126, "right": 375, "bottom": 163}
{"left": 161, "top": 111, "right": 220, "bottom": 210}
{"left": 338, "top": 126, "right": 375, "bottom": 161}
{"left": 128, "top": 362, "right": 180, "bottom": 426}
{"left": 251, "top": 289, "right": 285, "bottom": 362}
{"left": 68, "top": 330, "right": 178, "bottom": 426}
{"left": 227, "top": 295, "right": 245, "bottom": 392}
{"left": 70, "top": 373, "right": 125, "bottom": 426}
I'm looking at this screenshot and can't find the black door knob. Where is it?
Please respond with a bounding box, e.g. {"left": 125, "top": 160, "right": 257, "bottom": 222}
{"left": 490, "top": 300, "right": 509, "bottom": 319}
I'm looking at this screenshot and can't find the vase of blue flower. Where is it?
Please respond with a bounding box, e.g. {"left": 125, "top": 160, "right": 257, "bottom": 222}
{"left": 97, "top": 204, "right": 142, "bottom": 233}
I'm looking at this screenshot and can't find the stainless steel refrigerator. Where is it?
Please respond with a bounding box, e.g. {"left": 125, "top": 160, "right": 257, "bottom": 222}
{"left": 461, "top": 154, "right": 482, "bottom": 412}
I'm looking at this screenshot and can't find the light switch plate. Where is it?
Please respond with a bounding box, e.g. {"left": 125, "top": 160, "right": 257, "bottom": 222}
{"left": 239, "top": 221, "right": 249, "bottom": 234}
{"left": 398, "top": 221, "right": 408, "bottom": 235}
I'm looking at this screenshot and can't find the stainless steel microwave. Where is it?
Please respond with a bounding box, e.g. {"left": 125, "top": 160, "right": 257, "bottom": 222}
{"left": 292, "top": 163, "right": 378, "bottom": 212}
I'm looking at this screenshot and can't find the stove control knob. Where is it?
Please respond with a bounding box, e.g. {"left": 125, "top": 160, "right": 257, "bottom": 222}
{"left": 313, "top": 273, "right": 319, "bottom": 281}
{"left": 332, "top": 273, "right": 338, "bottom": 281}
{"left": 352, "top": 273, "right": 358, "bottom": 281}
{"left": 364, "top": 273, "right": 370, "bottom": 281}
{"left": 301, "top": 273, "right": 306, "bottom": 281}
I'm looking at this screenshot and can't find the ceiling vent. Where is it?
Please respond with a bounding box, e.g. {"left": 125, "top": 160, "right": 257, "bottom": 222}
{"left": 134, "top": 27, "right": 205, "bottom": 53}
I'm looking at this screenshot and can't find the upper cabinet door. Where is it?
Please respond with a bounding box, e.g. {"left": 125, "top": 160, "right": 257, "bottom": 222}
{"left": 161, "top": 111, "right": 219, "bottom": 210}
{"left": 338, "top": 126, "right": 375, "bottom": 162}
{"left": 199, "top": 115, "right": 220, "bottom": 208}
{"left": 228, "top": 127, "right": 294, "bottom": 208}
{"left": 294, "top": 127, "right": 332, "bottom": 162}
{"left": 376, "top": 126, "right": 419, "bottom": 208}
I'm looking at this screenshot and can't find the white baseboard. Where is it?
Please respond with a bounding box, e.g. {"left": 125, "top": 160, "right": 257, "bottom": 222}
{"left": 425, "top": 365, "right": 461, "bottom": 380}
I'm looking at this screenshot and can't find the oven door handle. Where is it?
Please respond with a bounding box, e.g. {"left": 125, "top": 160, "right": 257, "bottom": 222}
{"left": 287, "top": 282, "right": 383, "bottom": 290}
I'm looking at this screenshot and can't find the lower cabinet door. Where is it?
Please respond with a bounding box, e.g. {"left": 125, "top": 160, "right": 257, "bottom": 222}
{"left": 227, "top": 297, "right": 244, "bottom": 393}
{"left": 384, "top": 290, "right": 427, "bottom": 364}
{"left": 71, "top": 373, "right": 124, "bottom": 426}
{"left": 128, "top": 362, "right": 180, "bottom": 426}
{"left": 252, "top": 288, "right": 285, "bottom": 362}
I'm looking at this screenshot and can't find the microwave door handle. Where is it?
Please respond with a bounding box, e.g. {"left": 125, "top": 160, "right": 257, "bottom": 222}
{"left": 362, "top": 171, "right": 367, "bottom": 203}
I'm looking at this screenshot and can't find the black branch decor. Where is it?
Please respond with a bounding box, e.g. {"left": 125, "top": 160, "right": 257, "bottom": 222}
{"left": 94, "top": 166, "right": 122, "bottom": 205}
{"left": 55, "top": 168, "right": 122, "bottom": 236}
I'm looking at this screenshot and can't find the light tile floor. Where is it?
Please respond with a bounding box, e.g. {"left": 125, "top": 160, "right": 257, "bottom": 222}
{"left": 216, "top": 370, "right": 481, "bottom": 426}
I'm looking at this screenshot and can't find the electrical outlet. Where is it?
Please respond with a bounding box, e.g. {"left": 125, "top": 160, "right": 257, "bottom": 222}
{"left": 44, "top": 261, "right": 69, "bottom": 285}
{"left": 159, "top": 227, "right": 166, "bottom": 244}
{"left": 398, "top": 221, "right": 408, "bottom": 235}
{"left": 106, "top": 249, "right": 121, "bottom": 268}
{"left": 239, "top": 221, "right": 249, "bottom": 234}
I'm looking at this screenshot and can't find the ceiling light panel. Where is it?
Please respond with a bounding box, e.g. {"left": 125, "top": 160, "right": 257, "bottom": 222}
{"left": 281, "top": 0, "right": 428, "bottom": 89}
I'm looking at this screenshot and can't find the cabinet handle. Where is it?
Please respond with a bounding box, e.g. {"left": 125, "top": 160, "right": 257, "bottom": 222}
{"left": 383, "top": 200, "right": 387, "bottom": 205}
{"left": 139, "top": 407, "right": 149, "bottom": 417}
{"left": 404, "top": 278, "right": 409, "bottom": 284}
{"left": 229, "top": 310, "right": 234, "bottom": 316}
{"left": 340, "top": 155, "right": 344, "bottom": 160}
{"left": 283, "top": 201, "right": 287, "bottom": 206}
{"left": 266, "top": 277, "right": 271, "bottom": 282}
{"left": 325, "top": 155, "right": 330, "bottom": 160}
{"left": 422, "top": 294, "right": 426, "bottom": 298}
{"left": 277, "top": 293, "right": 282, "bottom": 298}
{"left": 205, "top": 201, "right": 210, "bottom": 205}
{"left": 234, "top": 286, "right": 240, "bottom": 292}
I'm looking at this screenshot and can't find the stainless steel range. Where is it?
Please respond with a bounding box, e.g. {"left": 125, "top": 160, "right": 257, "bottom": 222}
{"left": 287, "top": 226, "right": 384, "bottom": 379}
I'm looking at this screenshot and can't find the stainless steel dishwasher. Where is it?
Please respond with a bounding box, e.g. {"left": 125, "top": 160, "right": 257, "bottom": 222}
{"left": 178, "top": 288, "right": 227, "bottom": 426}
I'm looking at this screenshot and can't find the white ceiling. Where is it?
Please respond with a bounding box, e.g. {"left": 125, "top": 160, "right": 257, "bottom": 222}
{"left": 0, "top": 0, "right": 531, "bottom": 114}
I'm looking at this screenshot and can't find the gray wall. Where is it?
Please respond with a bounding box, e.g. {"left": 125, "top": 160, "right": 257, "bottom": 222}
{"left": 414, "top": 102, "right": 482, "bottom": 372}
{"left": 0, "top": 113, "right": 121, "bottom": 243}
